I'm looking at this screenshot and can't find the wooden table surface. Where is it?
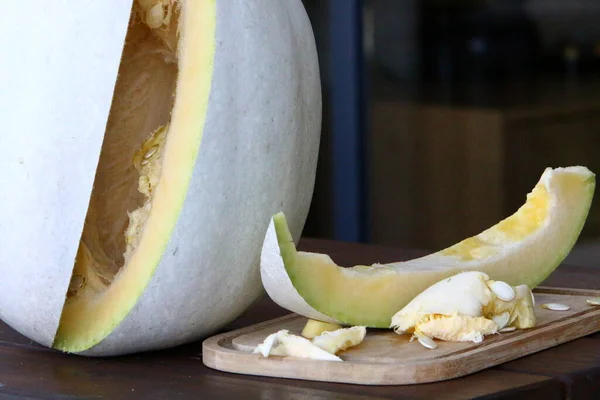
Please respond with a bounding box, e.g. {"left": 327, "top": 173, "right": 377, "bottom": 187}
{"left": 1, "top": 238, "right": 599, "bottom": 399}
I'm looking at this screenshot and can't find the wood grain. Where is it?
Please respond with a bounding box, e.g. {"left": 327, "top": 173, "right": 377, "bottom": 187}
{"left": 498, "top": 338, "right": 600, "bottom": 399}
{"left": 369, "top": 101, "right": 426, "bottom": 248}
{"left": 369, "top": 103, "right": 505, "bottom": 250}
{"left": 503, "top": 111, "right": 600, "bottom": 240}
{"left": 129, "top": 341, "right": 561, "bottom": 400}
{"left": 0, "top": 344, "right": 381, "bottom": 400}
{"left": 197, "top": 369, "right": 561, "bottom": 400}
{"left": 0, "top": 239, "right": 598, "bottom": 398}
{"left": 203, "top": 288, "right": 600, "bottom": 385}
{"left": 0, "top": 314, "right": 561, "bottom": 399}
{"left": 368, "top": 90, "right": 600, "bottom": 251}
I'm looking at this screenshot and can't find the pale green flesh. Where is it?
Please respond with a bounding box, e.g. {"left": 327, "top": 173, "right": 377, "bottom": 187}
{"left": 275, "top": 170, "right": 595, "bottom": 328}
{"left": 276, "top": 214, "right": 462, "bottom": 327}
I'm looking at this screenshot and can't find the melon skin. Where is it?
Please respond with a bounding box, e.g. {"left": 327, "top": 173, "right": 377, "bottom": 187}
{"left": 0, "top": 0, "right": 322, "bottom": 356}
{"left": 0, "top": 1, "right": 133, "bottom": 350}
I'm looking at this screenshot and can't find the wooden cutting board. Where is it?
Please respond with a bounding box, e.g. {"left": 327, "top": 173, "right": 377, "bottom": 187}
{"left": 202, "top": 287, "right": 600, "bottom": 385}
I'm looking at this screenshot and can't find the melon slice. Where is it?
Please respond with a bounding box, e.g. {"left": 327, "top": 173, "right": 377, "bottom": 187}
{"left": 260, "top": 166, "right": 595, "bottom": 328}
{"left": 0, "top": 0, "right": 322, "bottom": 356}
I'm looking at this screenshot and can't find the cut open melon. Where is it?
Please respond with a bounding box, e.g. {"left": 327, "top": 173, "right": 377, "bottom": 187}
{"left": 54, "top": 1, "right": 197, "bottom": 352}
{"left": 0, "top": 0, "right": 322, "bottom": 356}
{"left": 260, "top": 166, "right": 595, "bottom": 328}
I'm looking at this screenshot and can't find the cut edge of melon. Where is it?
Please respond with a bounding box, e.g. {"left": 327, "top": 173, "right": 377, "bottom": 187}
{"left": 260, "top": 215, "right": 340, "bottom": 324}
{"left": 260, "top": 166, "right": 595, "bottom": 327}
{"left": 52, "top": 0, "right": 217, "bottom": 353}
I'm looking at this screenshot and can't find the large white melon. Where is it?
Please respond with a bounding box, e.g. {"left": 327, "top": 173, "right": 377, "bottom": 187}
{"left": 0, "top": 0, "right": 322, "bottom": 356}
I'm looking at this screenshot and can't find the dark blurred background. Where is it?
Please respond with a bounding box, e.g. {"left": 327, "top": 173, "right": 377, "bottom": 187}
{"left": 300, "top": 0, "right": 600, "bottom": 267}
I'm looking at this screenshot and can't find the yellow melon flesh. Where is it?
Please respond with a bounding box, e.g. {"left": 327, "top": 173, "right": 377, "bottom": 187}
{"left": 390, "top": 271, "right": 536, "bottom": 343}
{"left": 265, "top": 166, "right": 595, "bottom": 328}
{"left": 53, "top": 1, "right": 215, "bottom": 352}
{"left": 301, "top": 319, "right": 343, "bottom": 339}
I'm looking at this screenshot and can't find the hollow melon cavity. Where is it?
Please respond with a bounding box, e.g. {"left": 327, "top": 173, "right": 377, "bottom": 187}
{"left": 54, "top": 1, "right": 199, "bottom": 352}
{"left": 260, "top": 166, "right": 595, "bottom": 328}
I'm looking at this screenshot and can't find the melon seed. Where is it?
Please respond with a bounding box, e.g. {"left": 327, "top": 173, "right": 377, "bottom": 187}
{"left": 417, "top": 334, "right": 437, "bottom": 350}
{"left": 541, "top": 303, "right": 570, "bottom": 311}
{"left": 492, "top": 311, "right": 510, "bottom": 330}
{"left": 499, "top": 326, "right": 516, "bottom": 333}
{"left": 586, "top": 297, "right": 600, "bottom": 306}
{"left": 489, "top": 281, "right": 515, "bottom": 301}
{"left": 144, "top": 145, "right": 159, "bottom": 160}
{"left": 146, "top": 3, "right": 166, "bottom": 29}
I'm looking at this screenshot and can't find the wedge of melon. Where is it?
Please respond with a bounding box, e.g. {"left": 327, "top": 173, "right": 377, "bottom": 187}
{"left": 260, "top": 166, "right": 595, "bottom": 328}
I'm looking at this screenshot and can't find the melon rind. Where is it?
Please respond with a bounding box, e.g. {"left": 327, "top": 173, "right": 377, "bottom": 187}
{"left": 261, "top": 218, "right": 339, "bottom": 324}
{"left": 0, "top": 0, "right": 133, "bottom": 348}
{"left": 260, "top": 166, "right": 596, "bottom": 327}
